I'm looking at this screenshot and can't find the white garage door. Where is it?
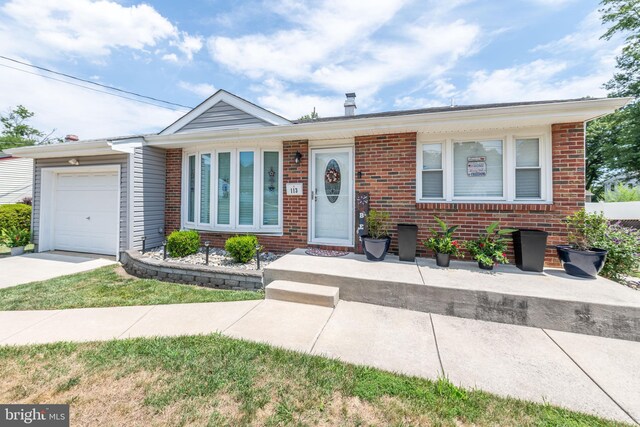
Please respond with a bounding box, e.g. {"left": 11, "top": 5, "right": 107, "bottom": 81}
{"left": 53, "top": 171, "right": 119, "bottom": 255}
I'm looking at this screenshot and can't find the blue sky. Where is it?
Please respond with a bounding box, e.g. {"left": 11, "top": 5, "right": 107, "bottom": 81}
{"left": 0, "top": 0, "right": 622, "bottom": 139}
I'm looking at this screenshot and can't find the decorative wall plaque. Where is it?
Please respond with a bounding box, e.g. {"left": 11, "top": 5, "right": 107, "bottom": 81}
{"left": 324, "top": 159, "right": 341, "bottom": 203}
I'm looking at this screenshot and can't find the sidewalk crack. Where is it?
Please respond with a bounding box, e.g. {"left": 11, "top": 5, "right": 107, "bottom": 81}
{"left": 221, "top": 300, "right": 263, "bottom": 334}
{"left": 0, "top": 310, "right": 62, "bottom": 344}
{"left": 429, "top": 313, "right": 445, "bottom": 377}
{"left": 117, "top": 305, "right": 157, "bottom": 339}
{"left": 309, "top": 302, "right": 338, "bottom": 354}
{"left": 542, "top": 329, "right": 639, "bottom": 426}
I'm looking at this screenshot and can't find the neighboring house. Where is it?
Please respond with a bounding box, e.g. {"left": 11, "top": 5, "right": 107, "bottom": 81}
{"left": 0, "top": 154, "right": 33, "bottom": 204}
{"left": 602, "top": 176, "right": 638, "bottom": 192}
{"left": 7, "top": 90, "right": 630, "bottom": 266}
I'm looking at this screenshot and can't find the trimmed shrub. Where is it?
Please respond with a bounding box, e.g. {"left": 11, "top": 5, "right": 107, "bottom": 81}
{"left": 166, "top": 230, "right": 200, "bottom": 258}
{"left": 0, "top": 203, "right": 31, "bottom": 232}
{"left": 225, "top": 235, "right": 259, "bottom": 263}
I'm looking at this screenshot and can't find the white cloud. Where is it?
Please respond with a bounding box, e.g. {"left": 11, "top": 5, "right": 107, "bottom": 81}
{"left": 0, "top": 61, "right": 184, "bottom": 140}
{"left": 178, "top": 81, "right": 216, "bottom": 98}
{"left": 0, "top": 0, "right": 201, "bottom": 62}
{"left": 161, "top": 53, "right": 179, "bottom": 63}
{"left": 394, "top": 96, "right": 442, "bottom": 109}
{"left": 459, "top": 59, "right": 610, "bottom": 104}
{"left": 173, "top": 33, "right": 204, "bottom": 61}
{"left": 532, "top": 10, "right": 606, "bottom": 54}
{"left": 208, "top": 0, "right": 481, "bottom": 97}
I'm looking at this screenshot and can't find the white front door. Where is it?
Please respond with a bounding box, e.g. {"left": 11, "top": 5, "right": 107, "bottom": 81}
{"left": 53, "top": 171, "right": 119, "bottom": 255}
{"left": 310, "top": 147, "right": 354, "bottom": 246}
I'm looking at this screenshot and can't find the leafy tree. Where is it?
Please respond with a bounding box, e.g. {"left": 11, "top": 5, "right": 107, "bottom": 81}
{"left": 0, "top": 105, "right": 60, "bottom": 152}
{"left": 298, "top": 107, "right": 319, "bottom": 122}
{"left": 586, "top": 0, "right": 640, "bottom": 192}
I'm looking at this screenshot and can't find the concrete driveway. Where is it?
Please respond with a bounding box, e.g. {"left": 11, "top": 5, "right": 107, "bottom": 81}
{"left": 0, "top": 252, "right": 117, "bottom": 289}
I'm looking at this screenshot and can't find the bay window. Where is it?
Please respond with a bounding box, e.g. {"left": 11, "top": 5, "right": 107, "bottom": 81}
{"left": 183, "top": 148, "right": 282, "bottom": 232}
{"left": 417, "top": 132, "right": 549, "bottom": 203}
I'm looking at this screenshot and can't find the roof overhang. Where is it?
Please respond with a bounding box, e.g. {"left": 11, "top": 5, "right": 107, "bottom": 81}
{"left": 4, "top": 97, "right": 632, "bottom": 158}
{"left": 145, "top": 97, "right": 633, "bottom": 149}
{"left": 4, "top": 140, "right": 116, "bottom": 159}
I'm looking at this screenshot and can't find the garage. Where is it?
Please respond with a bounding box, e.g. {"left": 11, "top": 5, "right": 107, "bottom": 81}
{"left": 51, "top": 171, "right": 119, "bottom": 255}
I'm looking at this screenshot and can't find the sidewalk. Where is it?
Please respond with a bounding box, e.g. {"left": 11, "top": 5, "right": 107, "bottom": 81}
{"left": 0, "top": 299, "right": 638, "bottom": 425}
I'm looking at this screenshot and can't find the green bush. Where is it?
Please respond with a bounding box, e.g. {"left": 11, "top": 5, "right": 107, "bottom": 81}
{"left": 166, "top": 230, "right": 200, "bottom": 258}
{"left": 225, "top": 235, "right": 259, "bottom": 263}
{"left": 0, "top": 226, "right": 30, "bottom": 247}
{"left": 603, "top": 183, "right": 640, "bottom": 202}
{"left": 0, "top": 203, "right": 31, "bottom": 232}
{"left": 564, "top": 209, "right": 640, "bottom": 282}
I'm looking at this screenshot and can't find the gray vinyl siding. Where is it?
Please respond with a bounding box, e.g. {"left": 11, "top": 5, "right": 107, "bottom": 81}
{"left": 177, "top": 101, "right": 272, "bottom": 133}
{"left": 132, "top": 146, "right": 166, "bottom": 250}
{"left": 32, "top": 154, "right": 129, "bottom": 253}
{"left": 0, "top": 157, "right": 33, "bottom": 204}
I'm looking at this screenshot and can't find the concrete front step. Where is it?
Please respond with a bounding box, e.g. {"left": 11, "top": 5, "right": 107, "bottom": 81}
{"left": 264, "top": 249, "right": 640, "bottom": 342}
{"left": 265, "top": 280, "right": 339, "bottom": 308}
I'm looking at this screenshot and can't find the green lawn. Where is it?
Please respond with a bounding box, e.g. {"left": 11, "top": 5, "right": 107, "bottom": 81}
{"left": 0, "top": 265, "right": 262, "bottom": 311}
{"left": 0, "top": 335, "right": 625, "bottom": 426}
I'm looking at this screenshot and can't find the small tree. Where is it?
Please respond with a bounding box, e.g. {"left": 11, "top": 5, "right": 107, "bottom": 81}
{"left": 0, "top": 105, "right": 61, "bottom": 151}
{"left": 298, "top": 107, "right": 319, "bottom": 122}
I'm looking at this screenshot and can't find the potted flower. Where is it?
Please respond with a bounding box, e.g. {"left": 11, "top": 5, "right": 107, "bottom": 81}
{"left": 556, "top": 209, "right": 608, "bottom": 278}
{"left": 465, "top": 222, "right": 516, "bottom": 270}
{"left": 1, "top": 226, "right": 31, "bottom": 256}
{"left": 361, "top": 209, "right": 391, "bottom": 261}
{"left": 423, "top": 216, "right": 462, "bottom": 267}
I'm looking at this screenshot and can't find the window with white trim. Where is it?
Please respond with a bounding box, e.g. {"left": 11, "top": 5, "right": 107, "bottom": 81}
{"left": 417, "top": 133, "right": 549, "bottom": 203}
{"left": 183, "top": 148, "right": 282, "bottom": 232}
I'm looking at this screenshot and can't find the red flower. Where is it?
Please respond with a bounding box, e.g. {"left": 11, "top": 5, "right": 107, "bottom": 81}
{"left": 452, "top": 240, "right": 459, "bottom": 247}
{"left": 502, "top": 253, "right": 506, "bottom": 257}
{"left": 479, "top": 243, "right": 484, "bottom": 248}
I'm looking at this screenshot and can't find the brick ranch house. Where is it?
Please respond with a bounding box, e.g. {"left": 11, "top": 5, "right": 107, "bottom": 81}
{"left": 8, "top": 90, "right": 630, "bottom": 266}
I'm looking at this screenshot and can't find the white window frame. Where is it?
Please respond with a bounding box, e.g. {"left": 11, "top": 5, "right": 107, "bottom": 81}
{"left": 181, "top": 144, "right": 283, "bottom": 233}
{"left": 416, "top": 128, "right": 552, "bottom": 204}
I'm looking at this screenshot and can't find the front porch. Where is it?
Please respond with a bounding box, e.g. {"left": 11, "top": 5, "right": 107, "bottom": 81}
{"left": 264, "top": 248, "right": 640, "bottom": 342}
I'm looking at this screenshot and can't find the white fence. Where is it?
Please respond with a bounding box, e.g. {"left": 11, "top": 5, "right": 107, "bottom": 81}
{"left": 585, "top": 201, "right": 640, "bottom": 220}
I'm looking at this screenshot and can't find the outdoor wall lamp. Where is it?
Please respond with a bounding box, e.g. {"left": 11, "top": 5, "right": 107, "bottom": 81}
{"left": 68, "top": 158, "right": 80, "bottom": 166}
{"left": 357, "top": 171, "right": 363, "bottom": 179}
{"left": 294, "top": 151, "right": 303, "bottom": 164}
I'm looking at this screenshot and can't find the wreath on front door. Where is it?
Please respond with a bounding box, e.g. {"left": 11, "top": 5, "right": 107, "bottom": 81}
{"left": 325, "top": 167, "right": 340, "bottom": 184}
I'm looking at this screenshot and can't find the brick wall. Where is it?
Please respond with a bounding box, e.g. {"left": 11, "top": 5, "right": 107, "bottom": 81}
{"left": 164, "top": 140, "right": 310, "bottom": 252}
{"left": 165, "top": 148, "right": 182, "bottom": 234}
{"left": 354, "top": 124, "right": 585, "bottom": 266}
{"left": 164, "top": 124, "right": 585, "bottom": 267}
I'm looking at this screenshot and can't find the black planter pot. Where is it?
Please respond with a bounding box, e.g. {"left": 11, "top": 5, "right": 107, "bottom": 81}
{"left": 435, "top": 253, "right": 451, "bottom": 267}
{"left": 512, "top": 229, "right": 548, "bottom": 272}
{"left": 556, "top": 245, "right": 608, "bottom": 278}
{"left": 478, "top": 261, "right": 494, "bottom": 271}
{"left": 397, "top": 224, "right": 418, "bottom": 262}
{"left": 361, "top": 235, "right": 391, "bottom": 261}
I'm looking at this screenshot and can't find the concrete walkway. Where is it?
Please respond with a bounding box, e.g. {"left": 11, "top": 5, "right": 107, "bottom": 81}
{"left": 0, "top": 300, "right": 638, "bottom": 425}
{"left": 0, "top": 252, "right": 116, "bottom": 289}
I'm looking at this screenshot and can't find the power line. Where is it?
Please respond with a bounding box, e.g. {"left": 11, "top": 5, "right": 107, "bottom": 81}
{"left": 0, "top": 62, "right": 188, "bottom": 111}
{"left": 0, "top": 55, "right": 193, "bottom": 110}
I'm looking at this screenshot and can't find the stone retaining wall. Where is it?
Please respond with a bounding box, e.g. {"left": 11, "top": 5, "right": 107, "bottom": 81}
{"left": 120, "top": 250, "right": 263, "bottom": 291}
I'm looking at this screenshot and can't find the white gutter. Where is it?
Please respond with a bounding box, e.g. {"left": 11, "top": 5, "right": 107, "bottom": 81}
{"left": 4, "top": 140, "right": 116, "bottom": 159}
